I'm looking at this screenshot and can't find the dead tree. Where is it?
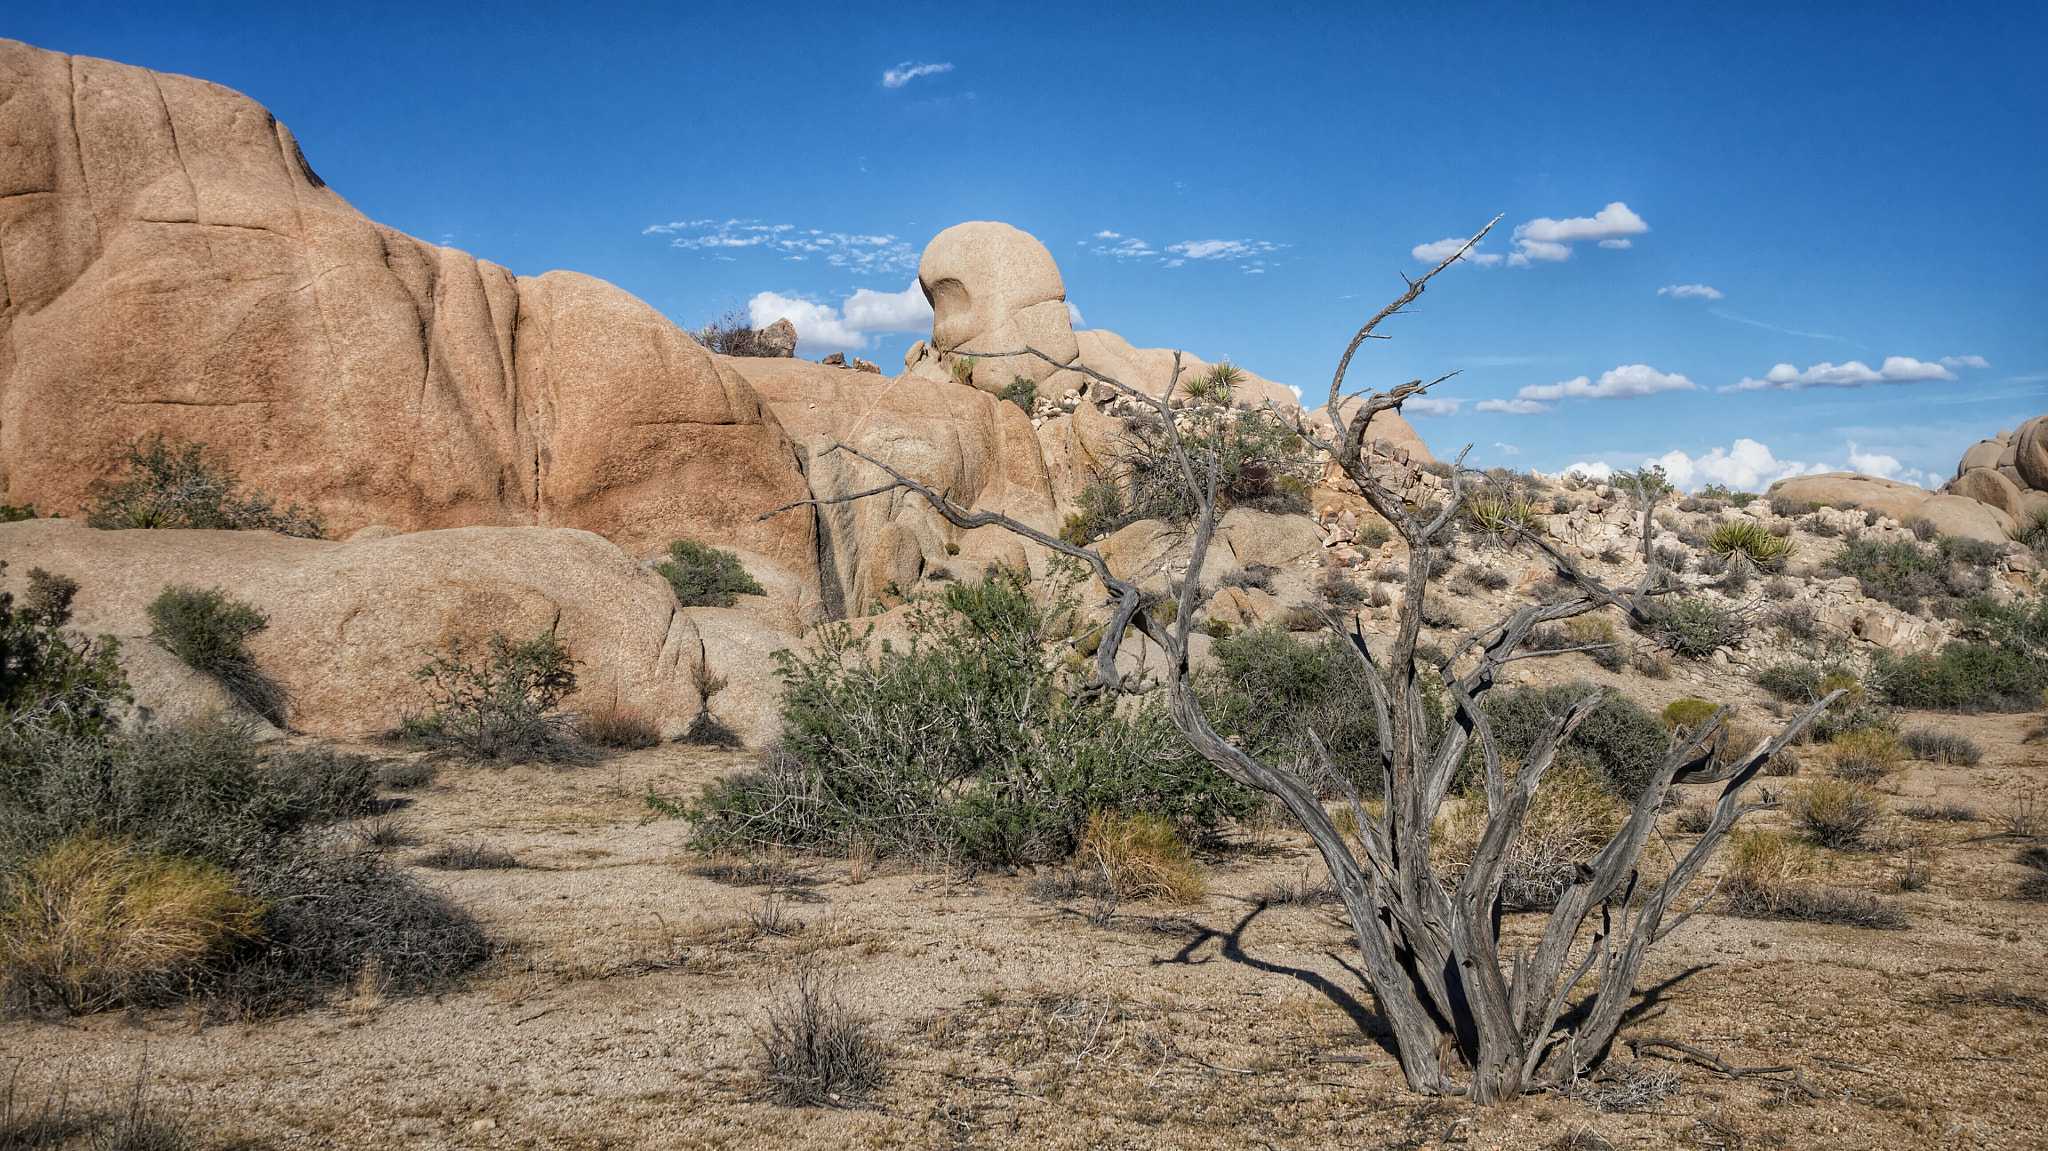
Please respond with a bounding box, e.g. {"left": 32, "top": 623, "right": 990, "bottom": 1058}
{"left": 761, "top": 221, "right": 1839, "bottom": 1103}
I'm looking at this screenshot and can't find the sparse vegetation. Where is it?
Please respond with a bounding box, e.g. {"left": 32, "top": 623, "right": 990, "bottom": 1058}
{"left": 1638, "top": 595, "right": 1748, "bottom": 659}
{"left": 1438, "top": 762, "right": 1624, "bottom": 910}
{"left": 995, "top": 375, "right": 1038, "bottom": 415}
{"left": 83, "top": 434, "right": 323, "bottom": 538}
{"left": 1, "top": 565, "right": 129, "bottom": 739}
{"left": 581, "top": 700, "right": 661, "bottom": 748}
{"left": 1826, "top": 729, "right": 1905, "bottom": 783}
{"left": 1076, "top": 810, "right": 1206, "bottom": 904}
{"left": 399, "top": 631, "right": 594, "bottom": 765}
{"left": 658, "top": 539, "right": 766, "bottom": 607}
{"left": 1705, "top": 519, "right": 1793, "bottom": 569}
{"left": 415, "top": 840, "right": 518, "bottom": 871}
{"left": 754, "top": 959, "right": 889, "bottom": 1107}
{"left": 1720, "top": 829, "right": 1905, "bottom": 928}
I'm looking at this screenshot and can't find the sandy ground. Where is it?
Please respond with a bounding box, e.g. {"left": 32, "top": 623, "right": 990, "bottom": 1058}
{"left": 6, "top": 706, "right": 2045, "bottom": 1150}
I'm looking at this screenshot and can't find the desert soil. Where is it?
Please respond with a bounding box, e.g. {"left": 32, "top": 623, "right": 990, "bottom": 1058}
{"left": 6, "top": 709, "right": 2044, "bottom": 1150}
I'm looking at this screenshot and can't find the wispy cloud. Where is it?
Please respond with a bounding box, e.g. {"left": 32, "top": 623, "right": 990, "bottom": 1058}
{"left": 1721, "top": 355, "right": 1978, "bottom": 393}
{"left": 1494, "top": 442, "right": 1522, "bottom": 455}
{"left": 1477, "top": 398, "right": 1553, "bottom": 414}
{"left": 1658, "top": 283, "right": 1723, "bottom": 300}
{"left": 1707, "top": 308, "right": 1848, "bottom": 342}
{"left": 1090, "top": 233, "right": 1284, "bottom": 271}
{"left": 1940, "top": 355, "right": 1989, "bottom": 370}
{"left": 1505, "top": 365, "right": 1698, "bottom": 408}
{"left": 645, "top": 219, "right": 917, "bottom": 274}
{"left": 1403, "top": 396, "right": 1463, "bottom": 418}
{"left": 882, "top": 61, "right": 953, "bottom": 88}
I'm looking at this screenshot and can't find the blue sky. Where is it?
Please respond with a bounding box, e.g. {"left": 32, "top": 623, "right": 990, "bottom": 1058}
{"left": 12, "top": 1, "right": 2045, "bottom": 490}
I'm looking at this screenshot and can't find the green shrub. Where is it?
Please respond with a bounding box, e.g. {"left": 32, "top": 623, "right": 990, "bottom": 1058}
{"left": 995, "top": 375, "right": 1038, "bottom": 415}
{"left": 1706, "top": 520, "right": 1794, "bottom": 569}
{"left": 0, "top": 565, "right": 128, "bottom": 737}
{"left": 1792, "top": 778, "right": 1883, "bottom": 849}
{"left": 399, "top": 632, "right": 595, "bottom": 765}
{"left": 1462, "top": 684, "right": 1671, "bottom": 802}
{"left": 1755, "top": 661, "right": 1824, "bottom": 703}
{"left": 146, "top": 585, "right": 283, "bottom": 725}
{"left": 83, "top": 434, "right": 323, "bottom": 538}
{"left": 1871, "top": 643, "right": 2048, "bottom": 712}
{"left": 1660, "top": 698, "right": 1719, "bottom": 730}
{"left": 657, "top": 539, "right": 766, "bottom": 607}
{"left": 1357, "top": 519, "right": 1393, "bottom": 548}
{"left": 1205, "top": 627, "right": 1392, "bottom": 798}
{"left": 1827, "top": 537, "right": 1994, "bottom": 616}
{"left": 1899, "top": 727, "right": 1982, "bottom": 766}
{"left": 1639, "top": 596, "right": 1748, "bottom": 658}
{"left": 657, "top": 570, "right": 1257, "bottom": 863}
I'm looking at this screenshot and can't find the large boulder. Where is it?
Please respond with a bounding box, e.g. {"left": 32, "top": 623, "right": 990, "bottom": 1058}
{"left": 0, "top": 518, "right": 795, "bottom": 746}
{"left": 0, "top": 40, "right": 816, "bottom": 581}
{"left": 908, "top": 222, "right": 1081, "bottom": 394}
{"left": 1073, "top": 329, "right": 1303, "bottom": 414}
{"left": 1949, "top": 467, "right": 2024, "bottom": 519}
{"left": 1956, "top": 438, "right": 2007, "bottom": 476}
{"left": 1910, "top": 494, "right": 2016, "bottom": 545}
{"left": 1764, "top": 473, "right": 1932, "bottom": 522}
{"left": 2015, "top": 415, "right": 2048, "bottom": 492}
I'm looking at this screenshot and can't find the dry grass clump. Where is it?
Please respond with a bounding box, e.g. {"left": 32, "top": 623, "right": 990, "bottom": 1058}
{"left": 1792, "top": 779, "right": 1884, "bottom": 848}
{"left": 414, "top": 841, "right": 517, "bottom": 871}
{"left": 0, "top": 836, "right": 263, "bottom": 1015}
{"left": 1719, "top": 829, "right": 1905, "bottom": 929}
{"left": 1898, "top": 726, "right": 1983, "bottom": 766}
{"left": 754, "top": 959, "right": 889, "bottom": 1107}
{"left": 689, "top": 855, "right": 817, "bottom": 889}
{"left": 1826, "top": 729, "right": 1906, "bottom": 783}
{"left": 377, "top": 758, "right": 439, "bottom": 789}
{"left": 579, "top": 702, "right": 660, "bottom": 749}
{"left": 1077, "top": 811, "right": 1206, "bottom": 904}
{"left": 1671, "top": 797, "right": 1716, "bottom": 834}
{"left": 1438, "top": 763, "right": 1624, "bottom": 910}
{"left": 1252, "top": 863, "right": 1341, "bottom": 906}
{"left": 1901, "top": 802, "right": 1979, "bottom": 823}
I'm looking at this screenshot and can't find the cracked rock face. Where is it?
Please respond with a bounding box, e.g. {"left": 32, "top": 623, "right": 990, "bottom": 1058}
{"left": 0, "top": 39, "right": 815, "bottom": 577}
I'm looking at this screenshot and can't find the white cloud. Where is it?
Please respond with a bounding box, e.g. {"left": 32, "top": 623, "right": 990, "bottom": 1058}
{"left": 1645, "top": 439, "right": 1828, "bottom": 492}
{"left": 1091, "top": 236, "right": 1155, "bottom": 260}
{"left": 1404, "top": 397, "right": 1462, "bottom": 418}
{"left": 1093, "top": 230, "right": 1121, "bottom": 239}
{"left": 1495, "top": 442, "right": 1522, "bottom": 455}
{"left": 1517, "top": 364, "right": 1697, "bottom": 403}
{"left": 1166, "top": 239, "right": 1285, "bottom": 262}
{"left": 1563, "top": 461, "right": 1614, "bottom": 480}
{"left": 1066, "top": 301, "right": 1085, "bottom": 328}
{"left": 1845, "top": 441, "right": 1936, "bottom": 488}
{"left": 1477, "top": 398, "right": 1553, "bottom": 414}
{"left": 1658, "top": 284, "right": 1723, "bottom": 300}
{"left": 1723, "top": 355, "right": 1961, "bottom": 392}
{"left": 840, "top": 279, "right": 931, "bottom": 332}
{"left": 1940, "top": 355, "right": 1989, "bottom": 370}
{"left": 748, "top": 292, "right": 866, "bottom": 354}
{"left": 1411, "top": 237, "right": 1504, "bottom": 267}
{"left": 646, "top": 219, "right": 917, "bottom": 274}
{"left": 882, "top": 61, "right": 953, "bottom": 88}
{"left": 1507, "top": 202, "right": 1648, "bottom": 266}
{"left": 1092, "top": 236, "right": 1283, "bottom": 270}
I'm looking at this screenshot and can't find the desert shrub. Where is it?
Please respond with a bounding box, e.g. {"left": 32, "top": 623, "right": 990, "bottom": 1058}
{"left": 1671, "top": 797, "right": 1715, "bottom": 834}
{"left": 145, "top": 585, "right": 284, "bottom": 725}
{"left": 1462, "top": 492, "right": 1542, "bottom": 545}
{"left": 1420, "top": 594, "right": 1462, "bottom": 629}
{"left": 1706, "top": 520, "right": 1793, "bottom": 569}
{"left": 657, "top": 539, "right": 766, "bottom": 607}
{"left": 663, "top": 570, "right": 1257, "bottom": 863}
{"left": 1638, "top": 595, "right": 1748, "bottom": 658}
{"left": 1437, "top": 762, "right": 1624, "bottom": 910}
{"left": 1463, "top": 685, "right": 1670, "bottom": 802}
{"left": 1766, "top": 600, "right": 1820, "bottom": 640}
{"left": 0, "top": 835, "right": 263, "bottom": 1014}
{"left": 755, "top": 959, "right": 889, "bottom": 1107}
{"left": 691, "top": 306, "right": 761, "bottom": 354}
{"left": 995, "top": 375, "right": 1038, "bottom": 415}
{"left": 1082, "top": 381, "right": 1314, "bottom": 530}
{"left": 581, "top": 701, "right": 661, "bottom": 749}
{"left": 399, "top": 632, "right": 595, "bottom": 766}
{"left": 1205, "top": 626, "right": 1412, "bottom": 799}
{"left": 1826, "top": 730, "right": 1905, "bottom": 783}
{"left": 1871, "top": 643, "right": 2048, "bottom": 712}
{"left": 2011, "top": 508, "right": 2048, "bottom": 556}
{"left": 1558, "top": 615, "right": 1627, "bottom": 671}
{"left": 1754, "top": 661, "right": 1823, "bottom": 704}
{"left": 0, "top": 566, "right": 129, "bottom": 739}
{"left": 219, "top": 844, "right": 489, "bottom": 1012}
{"left": 1077, "top": 810, "right": 1205, "bottom": 903}
{"left": 1898, "top": 727, "right": 1982, "bottom": 766}
{"left": 83, "top": 434, "right": 323, "bottom": 538}
{"left": 1768, "top": 495, "right": 1813, "bottom": 518}
{"left": 1827, "top": 536, "right": 1996, "bottom": 616}
{"left": 1461, "top": 565, "right": 1510, "bottom": 593}
{"left": 415, "top": 840, "right": 517, "bottom": 871}
{"left": 1792, "top": 779, "right": 1883, "bottom": 849}
{"left": 1220, "top": 564, "right": 1277, "bottom": 592}
{"left": 1660, "top": 698, "right": 1719, "bottom": 731}
{"left": 1357, "top": 519, "right": 1393, "bottom": 548}
{"left": 1650, "top": 544, "right": 1690, "bottom": 574}
{"left": 1321, "top": 576, "right": 1369, "bottom": 606}
{"left": 1762, "top": 576, "right": 1797, "bottom": 601}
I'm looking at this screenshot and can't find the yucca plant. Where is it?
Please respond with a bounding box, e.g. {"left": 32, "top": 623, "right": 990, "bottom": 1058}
{"left": 1707, "top": 519, "right": 1794, "bottom": 569}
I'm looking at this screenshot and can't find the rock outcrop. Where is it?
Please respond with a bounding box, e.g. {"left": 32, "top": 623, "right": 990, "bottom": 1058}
{"left": 0, "top": 40, "right": 816, "bottom": 575}
{"left": 1946, "top": 416, "right": 2048, "bottom": 529}
{"left": 1764, "top": 473, "right": 1934, "bottom": 523}
{"left": 904, "top": 221, "right": 1083, "bottom": 395}
{"left": 0, "top": 518, "right": 792, "bottom": 745}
